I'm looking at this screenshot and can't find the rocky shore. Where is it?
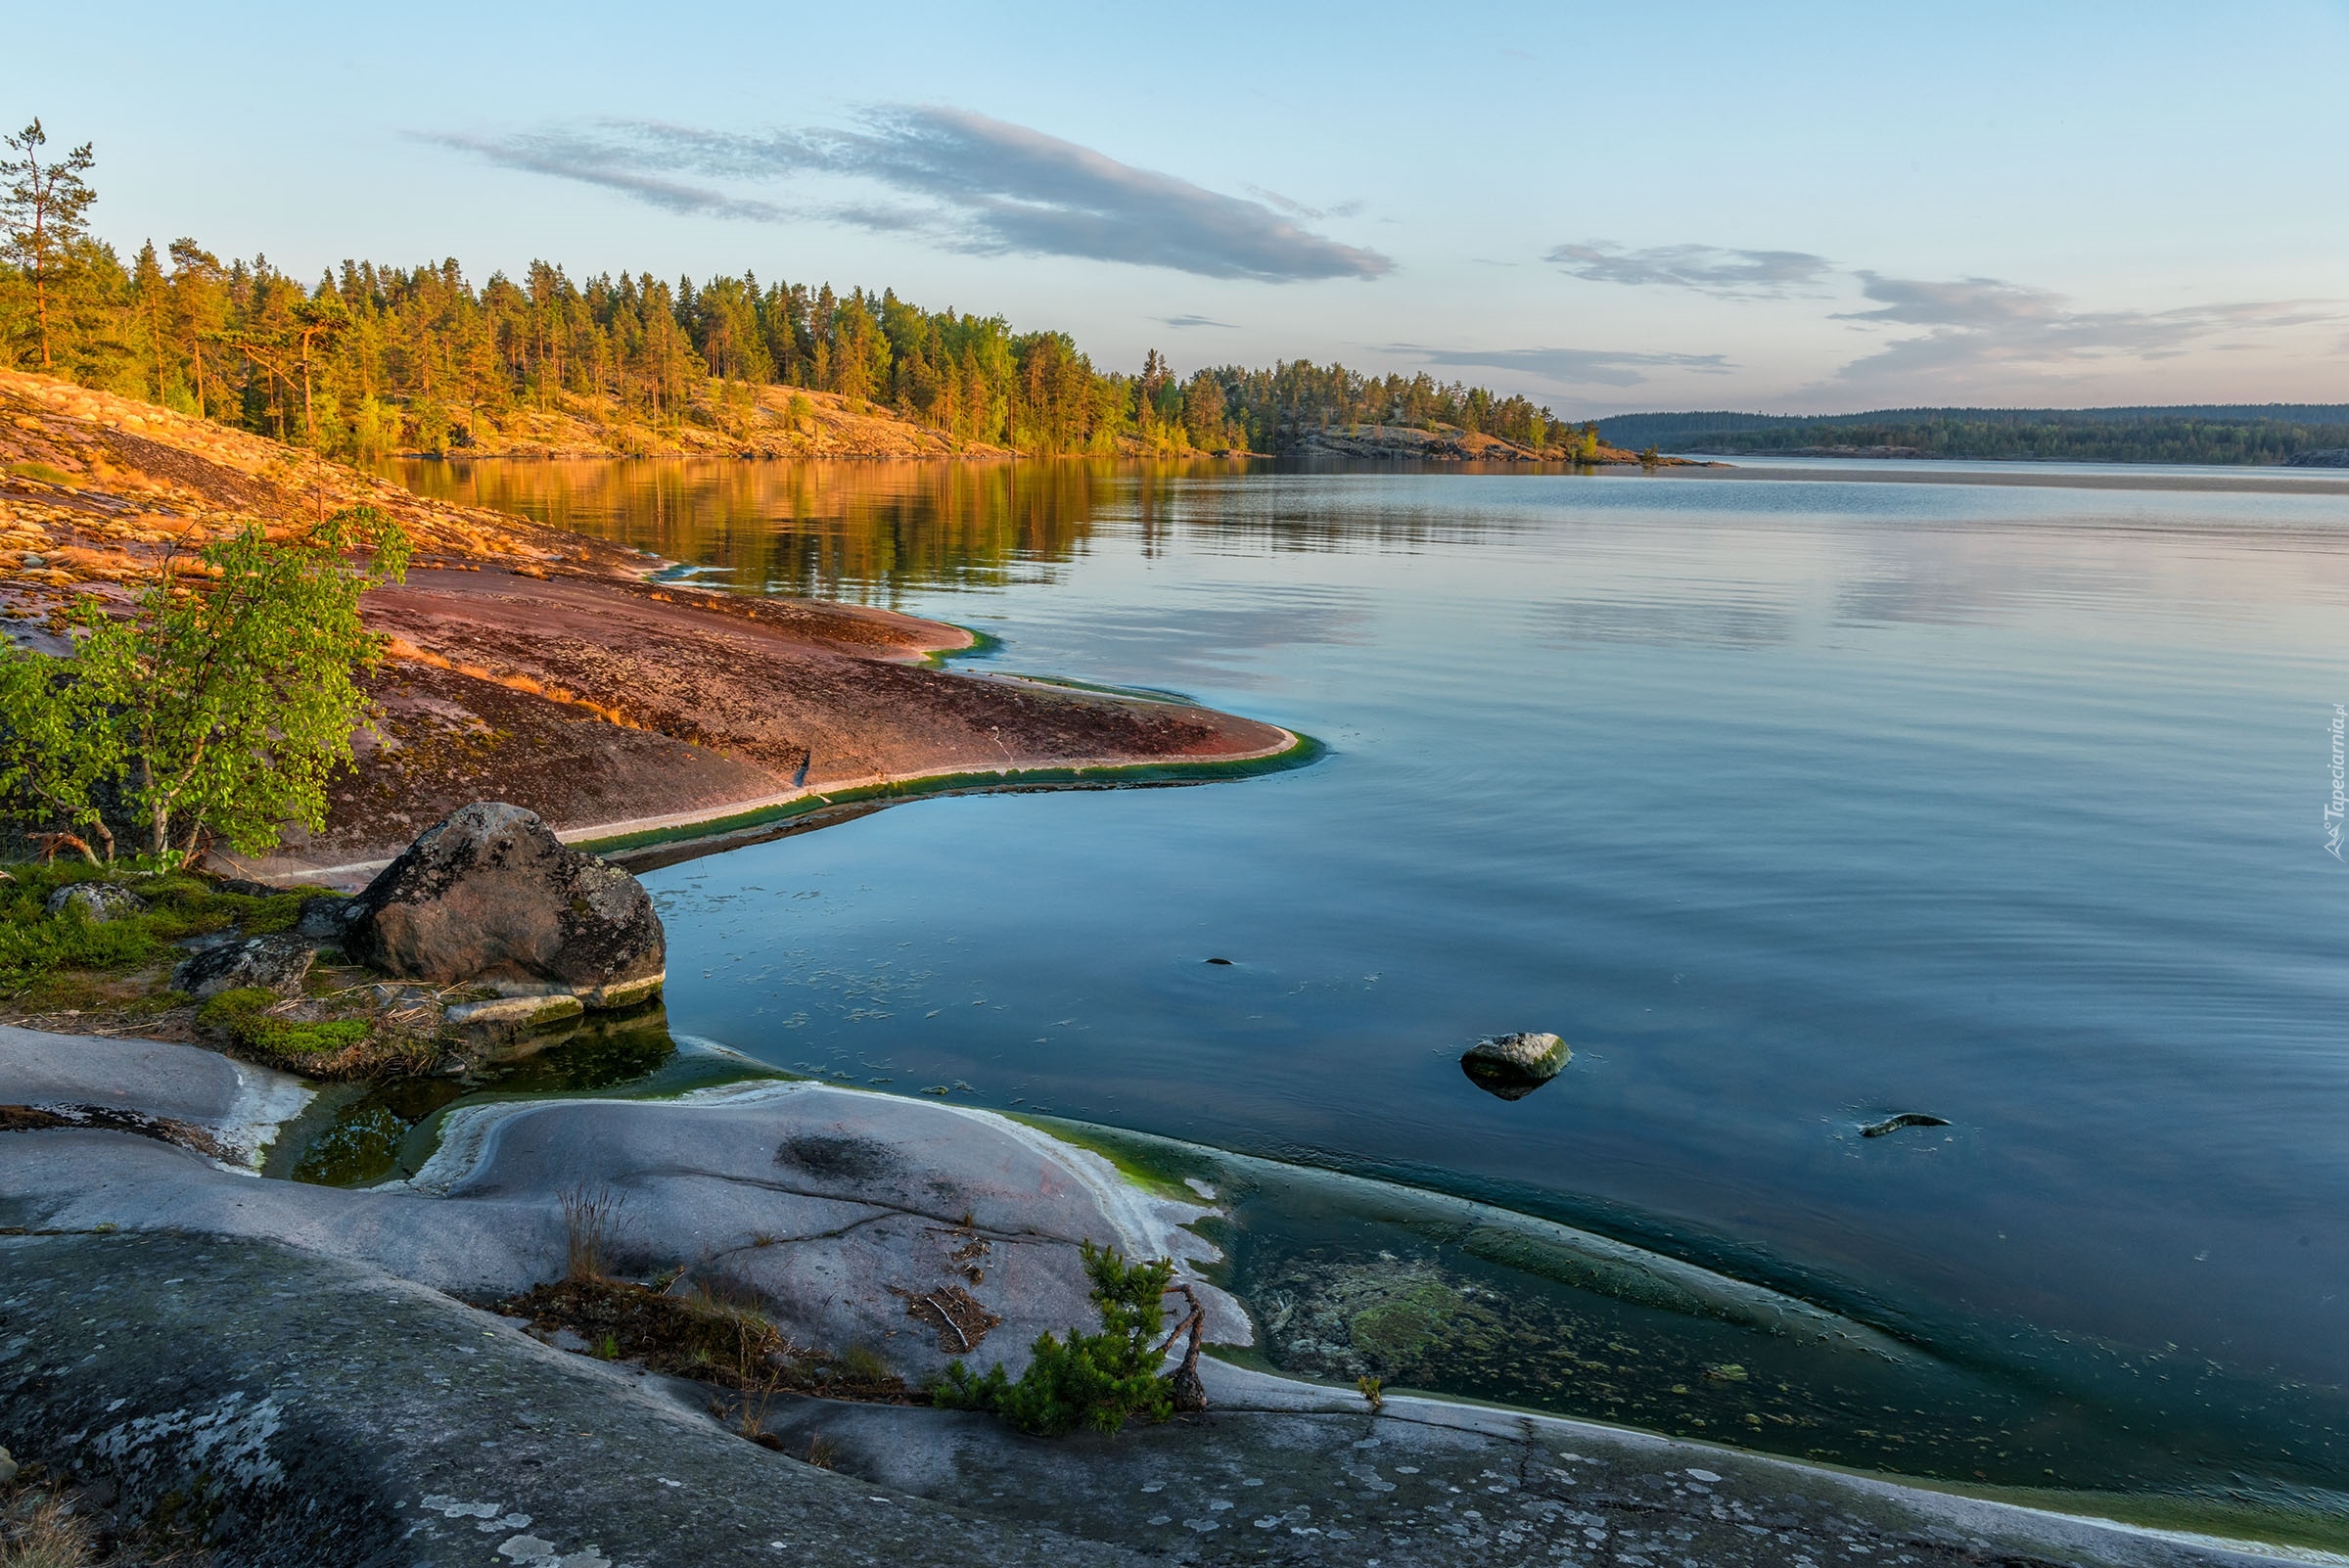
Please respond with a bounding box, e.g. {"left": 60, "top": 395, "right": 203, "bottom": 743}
{"left": 0, "top": 816, "right": 2300, "bottom": 1567}
{"left": 0, "top": 1023, "right": 2285, "bottom": 1568}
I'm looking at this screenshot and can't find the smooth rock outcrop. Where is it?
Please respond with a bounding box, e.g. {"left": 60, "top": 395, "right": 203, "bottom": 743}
{"left": 171, "top": 934, "right": 317, "bottom": 999}
{"left": 343, "top": 802, "right": 664, "bottom": 1008}
{"left": 1460, "top": 1030, "right": 1570, "bottom": 1100}
{"left": 43, "top": 881, "right": 146, "bottom": 923}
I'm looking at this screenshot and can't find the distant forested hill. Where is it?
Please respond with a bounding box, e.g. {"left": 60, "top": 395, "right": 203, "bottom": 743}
{"left": 0, "top": 120, "right": 1600, "bottom": 462}
{"left": 1594, "top": 406, "right": 2349, "bottom": 466}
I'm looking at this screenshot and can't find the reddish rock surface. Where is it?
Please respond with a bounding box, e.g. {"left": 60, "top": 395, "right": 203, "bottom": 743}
{"left": 0, "top": 369, "right": 1297, "bottom": 882}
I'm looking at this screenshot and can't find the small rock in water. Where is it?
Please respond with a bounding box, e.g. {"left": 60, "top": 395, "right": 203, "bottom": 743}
{"left": 44, "top": 882, "right": 147, "bottom": 924}
{"left": 1460, "top": 1031, "right": 1570, "bottom": 1101}
{"left": 1859, "top": 1112, "right": 1953, "bottom": 1138}
{"left": 1204, "top": 956, "right": 1234, "bottom": 965}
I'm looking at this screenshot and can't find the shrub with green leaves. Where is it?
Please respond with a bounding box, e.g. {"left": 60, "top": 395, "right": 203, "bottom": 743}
{"left": 0, "top": 506, "right": 408, "bottom": 867}
{"left": 931, "top": 1242, "right": 1176, "bottom": 1437}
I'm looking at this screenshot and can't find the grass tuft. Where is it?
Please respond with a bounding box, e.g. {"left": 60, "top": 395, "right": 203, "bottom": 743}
{"left": 0, "top": 861, "right": 323, "bottom": 1000}
{"left": 560, "top": 1182, "right": 624, "bottom": 1282}
{"left": 196, "top": 987, "right": 371, "bottom": 1057}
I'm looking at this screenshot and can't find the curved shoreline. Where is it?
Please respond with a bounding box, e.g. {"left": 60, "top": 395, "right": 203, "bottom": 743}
{"left": 267, "top": 725, "right": 1318, "bottom": 886}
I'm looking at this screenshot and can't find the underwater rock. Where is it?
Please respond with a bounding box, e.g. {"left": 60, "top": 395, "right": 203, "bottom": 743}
{"left": 1460, "top": 1031, "right": 1570, "bottom": 1100}
{"left": 43, "top": 882, "right": 146, "bottom": 923}
{"left": 343, "top": 802, "right": 664, "bottom": 1008}
{"left": 171, "top": 934, "right": 317, "bottom": 1000}
{"left": 1860, "top": 1112, "right": 1953, "bottom": 1138}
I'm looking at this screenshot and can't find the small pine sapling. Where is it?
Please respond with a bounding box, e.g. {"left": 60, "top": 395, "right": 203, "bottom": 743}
{"left": 932, "top": 1241, "right": 1176, "bottom": 1437}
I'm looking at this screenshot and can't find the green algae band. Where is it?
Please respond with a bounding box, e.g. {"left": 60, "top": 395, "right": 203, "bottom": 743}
{"left": 576, "top": 730, "right": 1323, "bottom": 862}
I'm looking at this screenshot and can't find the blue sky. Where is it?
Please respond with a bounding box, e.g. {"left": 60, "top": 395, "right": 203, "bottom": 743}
{"left": 24, "top": 0, "right": 2349, "bottom": 414}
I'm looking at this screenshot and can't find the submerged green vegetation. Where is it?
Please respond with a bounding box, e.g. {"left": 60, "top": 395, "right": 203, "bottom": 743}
{"left": 578, "top": 731, "right": 1321, "bottom": 864}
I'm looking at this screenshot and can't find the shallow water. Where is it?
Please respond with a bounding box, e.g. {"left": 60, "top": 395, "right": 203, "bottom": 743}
{"left": 392, "top": 456, "right": 2349, "bottom": 1510}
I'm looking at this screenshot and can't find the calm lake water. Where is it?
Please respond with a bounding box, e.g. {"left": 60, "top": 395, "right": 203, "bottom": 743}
{"left": 393, "top": 456, "right": 2349, "bottom": 1522}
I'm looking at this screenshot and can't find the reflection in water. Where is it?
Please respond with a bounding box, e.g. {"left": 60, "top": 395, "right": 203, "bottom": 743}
{"left": 387, "top": 456, "right": 1567, "bottom": 602}
{"left": 394, "top": 458, "right": 1152, "bottom": 602}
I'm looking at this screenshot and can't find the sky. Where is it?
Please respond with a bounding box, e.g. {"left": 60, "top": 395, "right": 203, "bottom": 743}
{"left": 22, "top": 0, "right": 2349, "bottom": 416}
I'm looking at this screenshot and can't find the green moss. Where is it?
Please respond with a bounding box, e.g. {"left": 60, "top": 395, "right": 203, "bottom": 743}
{"left": 4, "top": 460, "right": 72, "bottom": 485}
{"left": 198, "top": 986, "right": 371, "bottom": 1056}
{"left": 0, "top": 862, "right": 321, "bottom": 996}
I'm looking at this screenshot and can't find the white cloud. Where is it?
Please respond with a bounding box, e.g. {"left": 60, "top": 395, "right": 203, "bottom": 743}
{"left": 436, "top": 109, "right": 1393, "bottom": 284}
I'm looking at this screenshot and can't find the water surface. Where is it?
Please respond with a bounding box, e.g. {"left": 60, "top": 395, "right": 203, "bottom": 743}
{"left": 394, "top": 456, "right": 2349, "bottom": 1515}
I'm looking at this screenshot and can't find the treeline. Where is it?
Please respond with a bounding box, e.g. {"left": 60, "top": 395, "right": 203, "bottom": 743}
{"left": 1596, "top": 406, "right": 2349, "bottom": 466}
{"left": 0, "top": 121, "right": 1585, "bottom": 462}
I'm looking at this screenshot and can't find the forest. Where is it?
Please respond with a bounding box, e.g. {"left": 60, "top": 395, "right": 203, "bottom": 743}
{"left": 0, "top": 120, "right": 1589, "bottom": 462}
{"left": 1595, "top": 405, "right": 2349, "bottom": 466}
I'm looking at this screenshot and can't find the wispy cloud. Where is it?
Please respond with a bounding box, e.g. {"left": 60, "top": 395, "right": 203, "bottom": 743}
{"left": 1543, "top": 238, "right": 2341, "bottom": 394}
{"left": 429, "top": 131, "right": 790, "bottom": 221}
{"left": 1244, "top": 185, "right": 1363, "bottom": 222}
{"left": 1392, "top": 344, "right": 1734, "bottom": 389}
{"left": 1546, "top": 241, "right": 1834, "bottom": 298}
{"left": 435, "top": 109, "right": 1392, "bottom": 283}
{"left": 1828, "top": 271, "right": 2337, "bottom": 391}
{"left": 1159, "top": 314, "right": 1239, "bottom": 330}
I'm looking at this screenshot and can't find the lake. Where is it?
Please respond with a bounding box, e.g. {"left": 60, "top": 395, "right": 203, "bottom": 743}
{"left": 392, "top": 455, "right": 2349, "bottom": 1531}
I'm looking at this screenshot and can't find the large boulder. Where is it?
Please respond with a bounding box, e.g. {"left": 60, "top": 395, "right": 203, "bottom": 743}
{"left": 343, "top": 803, "right": 664, "bottom": 1008}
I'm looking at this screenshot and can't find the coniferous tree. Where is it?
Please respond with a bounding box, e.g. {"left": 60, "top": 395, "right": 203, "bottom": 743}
{"left": 1, "top": 119, "right": 97, "bottom": 373}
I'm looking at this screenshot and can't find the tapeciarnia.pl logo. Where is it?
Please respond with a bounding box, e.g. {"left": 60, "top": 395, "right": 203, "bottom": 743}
{"left": 2328, "top": 704, "right": 2345, "bottom": 861}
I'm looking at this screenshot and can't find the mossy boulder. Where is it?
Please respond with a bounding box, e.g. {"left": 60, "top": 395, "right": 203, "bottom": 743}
{"left": 43, "top": 882, "right": 147, "bottom": 924}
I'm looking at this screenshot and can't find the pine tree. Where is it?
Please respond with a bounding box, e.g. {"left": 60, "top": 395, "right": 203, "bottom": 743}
{"left": 2, "top": 119, "right": 98, "bottom": 372}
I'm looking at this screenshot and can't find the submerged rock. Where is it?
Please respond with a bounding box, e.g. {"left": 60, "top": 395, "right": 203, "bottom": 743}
{"left": 1460, "top": 1031, "right": 1569, "bottom": 1100}
{"left": 1860, "top": 1111, "right": 1953, "bottom": 1138}
{"left": 343, "top": 802, "right": 664, "bottom": 1008}
{"left": 172, "top": 934, "right": 316, "bottom": 999}
{"left": 44, "top": 882, "right": 146, "bottom": 924}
